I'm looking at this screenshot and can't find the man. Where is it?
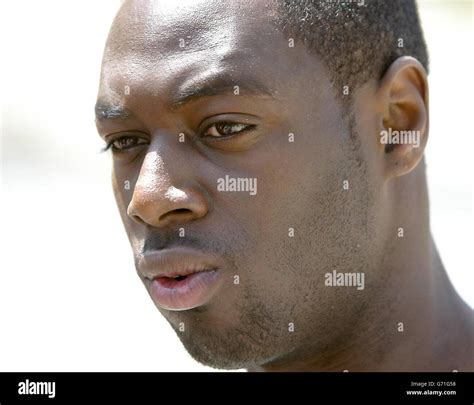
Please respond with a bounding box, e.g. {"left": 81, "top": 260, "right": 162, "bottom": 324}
{"left": 95, "top": 0, "right": 473, "bottom": 371}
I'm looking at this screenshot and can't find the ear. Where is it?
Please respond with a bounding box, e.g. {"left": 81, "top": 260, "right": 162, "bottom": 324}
{"left": 375, "top": 56, "right": 429, "bottom": 179}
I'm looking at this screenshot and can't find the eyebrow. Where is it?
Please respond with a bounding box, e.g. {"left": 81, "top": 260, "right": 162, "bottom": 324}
{"left": 95, "top": 73, "right": 276, "bottom": 121}
{"left": 169, "top": 73, "right": 276, "bottom": 109}
{"left": 95, "top": 103, "right": 134, "bottom": 122}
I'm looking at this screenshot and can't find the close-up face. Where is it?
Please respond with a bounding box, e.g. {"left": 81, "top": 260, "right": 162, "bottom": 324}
{"left": 3, "top": 0, "right": 473, "bottom": 390}
{"left": 96, "top": 0, "right": 393, "bottom": 370}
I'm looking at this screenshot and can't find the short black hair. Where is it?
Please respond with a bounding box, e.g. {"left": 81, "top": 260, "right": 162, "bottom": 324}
{"left": 274, "top": 0, "right": 429, "bottom": 99}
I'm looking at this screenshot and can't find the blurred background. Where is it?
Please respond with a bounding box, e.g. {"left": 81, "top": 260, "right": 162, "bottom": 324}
{"left": 1, "top": 0, "right": 472, "bottom": 371}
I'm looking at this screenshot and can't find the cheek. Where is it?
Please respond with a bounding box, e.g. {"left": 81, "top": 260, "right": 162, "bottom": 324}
{"left": 111, "top": 168, "right": 141, "bottom": 242}
{"left": 241, "top": 124, "right": 343, "bottom": 251}
{"left": 112, "top": 170, "right": 127, "bottom": 211}
{"left": 112, "top": 169, "right": 132, "bottom": 212}
{"left": 234, "top": 122, "right": 373, "bottom": 295}
{"left": 215, "top": 134, "right": 330, "bottom": 300}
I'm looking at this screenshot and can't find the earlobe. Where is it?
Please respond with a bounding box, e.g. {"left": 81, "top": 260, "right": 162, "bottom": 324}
{"left": 376, "top": 56, "right": 429, "bottom": 179}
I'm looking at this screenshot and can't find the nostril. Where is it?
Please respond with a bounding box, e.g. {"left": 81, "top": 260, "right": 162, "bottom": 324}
{"left": 158, "top": 208, "right": 193, "bottom": 223}
{"left": 174, "top": 208, "right": 192, "bottom": 214}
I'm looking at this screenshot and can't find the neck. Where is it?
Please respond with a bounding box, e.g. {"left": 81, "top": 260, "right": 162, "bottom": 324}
{"left": 360, "top": 236, "right": 473, "bottom": 371}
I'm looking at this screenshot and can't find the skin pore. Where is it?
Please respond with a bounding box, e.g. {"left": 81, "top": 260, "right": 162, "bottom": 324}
{"left": 95, "top": 0, "right": 473, "bottom": 371}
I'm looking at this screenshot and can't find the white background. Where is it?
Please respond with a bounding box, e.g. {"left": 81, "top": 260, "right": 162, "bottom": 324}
{"left": 0, "top": 0, "right": 472, "bottom": 371}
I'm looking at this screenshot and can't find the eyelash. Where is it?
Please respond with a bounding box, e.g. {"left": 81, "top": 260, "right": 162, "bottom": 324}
{"left": 202, "top": 122, "right": 256, "bottom": 139}
{"left": 101, "top": 122, "right": 256, "bottom": 153}
{"left": 101, "top": 136, "right": 147, "bottom": 153}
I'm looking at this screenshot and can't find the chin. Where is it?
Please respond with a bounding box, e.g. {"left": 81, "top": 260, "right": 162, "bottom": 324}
{"left": 172, "top": 324, "right": 275, "bottom": 370}
{"left": 180, "top": 334, "right": 258, "bottom": 370}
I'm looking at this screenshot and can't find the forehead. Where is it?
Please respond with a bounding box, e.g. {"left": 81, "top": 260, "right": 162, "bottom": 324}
{"left": 99, "top": 0, "right": 321, "bottom": 102}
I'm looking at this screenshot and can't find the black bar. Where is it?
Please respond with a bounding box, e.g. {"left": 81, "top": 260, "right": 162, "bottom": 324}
{"left": 0, "top": 372, "right": 472, "bottom": 403}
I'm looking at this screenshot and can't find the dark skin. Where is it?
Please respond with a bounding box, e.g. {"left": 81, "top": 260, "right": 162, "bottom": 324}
{"left": 96, "top": 0, "right": 473, "bottom": 371}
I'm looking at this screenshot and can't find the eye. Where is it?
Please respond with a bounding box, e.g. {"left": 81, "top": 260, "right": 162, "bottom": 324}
{"left": 202, "top": 122, "right": 255, "bottom": 138}
{"left": 103, "top": 135, "right": 148, "bottom": 152}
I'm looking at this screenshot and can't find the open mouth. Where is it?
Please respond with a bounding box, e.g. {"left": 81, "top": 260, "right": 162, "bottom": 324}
{"left": 138, "top": 247, "right": 223, "bottom": 310}
{"left": 156, "top": 274, "right": 189, "bottom": 288}
{"left": 155, "top": 270, "right": 216, "bottom": 288}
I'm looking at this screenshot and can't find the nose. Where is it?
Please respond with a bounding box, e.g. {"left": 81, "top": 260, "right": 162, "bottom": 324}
{"left": 126, "top": 142, "right": 209, "bottom": 229}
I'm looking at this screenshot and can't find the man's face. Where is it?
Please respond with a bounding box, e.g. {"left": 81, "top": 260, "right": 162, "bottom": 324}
{"left": 96, "top": 0, "right": 386, "bottom": 369}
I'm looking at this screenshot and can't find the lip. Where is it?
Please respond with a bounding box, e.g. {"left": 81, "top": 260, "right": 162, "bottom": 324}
{"left": 138, "top": 247, "right": 223, "bottom": 311}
